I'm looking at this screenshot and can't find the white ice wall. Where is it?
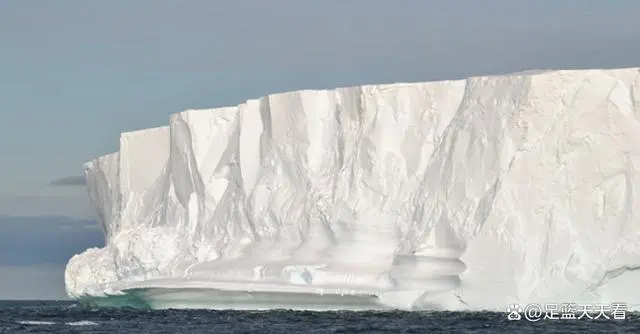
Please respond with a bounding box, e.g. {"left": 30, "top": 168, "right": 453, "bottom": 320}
{"left": 66, "top": 67, "right": 640, "bottom": 310}
{"left": 84, "top": 152, "right": 120, "bottom": 241}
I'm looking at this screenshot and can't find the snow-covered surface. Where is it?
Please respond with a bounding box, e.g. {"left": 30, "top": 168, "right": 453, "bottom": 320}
{"left": 66, "top": 67, "right": 640, "bottom": 311}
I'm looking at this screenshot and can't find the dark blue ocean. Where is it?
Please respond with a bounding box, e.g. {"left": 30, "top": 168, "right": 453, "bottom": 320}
{"left": 0, "top": 301, "right": 637, "bottom": 333}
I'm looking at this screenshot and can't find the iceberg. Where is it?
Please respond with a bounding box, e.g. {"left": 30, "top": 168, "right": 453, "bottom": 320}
{"left": 66, "top": 67, "right": 640, "bottom": 311}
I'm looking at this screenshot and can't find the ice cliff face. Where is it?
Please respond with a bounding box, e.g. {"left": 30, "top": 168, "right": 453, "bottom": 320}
{"left": 66, "top": 68, "right": 640, "bottom": 310}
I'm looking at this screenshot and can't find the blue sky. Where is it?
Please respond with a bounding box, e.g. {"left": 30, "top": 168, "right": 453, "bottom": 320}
{"left": 1, "top": 0, "right": 639, "bottom": 299}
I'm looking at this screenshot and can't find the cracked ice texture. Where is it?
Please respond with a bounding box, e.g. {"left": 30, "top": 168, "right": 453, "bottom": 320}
{"left": 66, "top": 68, "right": 640, "bottom": 310}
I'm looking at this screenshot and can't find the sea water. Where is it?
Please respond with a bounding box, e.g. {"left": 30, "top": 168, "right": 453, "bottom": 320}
{"left": 0, "top": 300, "right": 637, "bottom": 333}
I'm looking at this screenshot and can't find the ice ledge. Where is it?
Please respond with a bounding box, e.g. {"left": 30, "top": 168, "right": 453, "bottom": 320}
{"left": 67, "top": 67, "right": 640, "bottom": 311}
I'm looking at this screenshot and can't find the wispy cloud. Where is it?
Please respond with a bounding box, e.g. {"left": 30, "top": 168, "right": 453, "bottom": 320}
{"left": 48, "top": 176, "right": 86, "bottom": 186}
